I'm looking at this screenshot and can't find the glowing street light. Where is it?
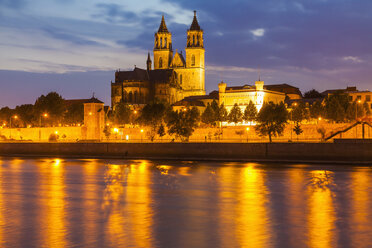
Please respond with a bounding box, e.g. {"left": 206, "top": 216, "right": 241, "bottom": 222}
{"left": 39, "top": 113, "right": 48, "bottom": 141}
{"left": 140, "top": 129, "right": 144, "bottom": 142}
{"left": 246, "top": 127, "right": 250, "bottom": 142}
{"left": 9, "top": 115, "right": 18, "bottom": 139}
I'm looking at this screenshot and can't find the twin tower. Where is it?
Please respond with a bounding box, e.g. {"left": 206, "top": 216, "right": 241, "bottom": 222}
{"left": 147, "top": 11, "right": 205, "bottom": 97}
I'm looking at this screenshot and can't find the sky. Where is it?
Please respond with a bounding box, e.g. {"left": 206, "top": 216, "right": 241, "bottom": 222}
{"left": 1, "top": 0, "right": 372, "bottom": 108}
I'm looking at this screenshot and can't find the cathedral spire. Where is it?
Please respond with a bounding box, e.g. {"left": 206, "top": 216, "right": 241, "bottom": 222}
{"left": 158, "top": 15, "right": 169, "bottom": 33}
{"left": 147, "top": 52, "right": 152, "bottom": 71}
{"left": 189, "top": 10, "right": 201, "bottom": 31}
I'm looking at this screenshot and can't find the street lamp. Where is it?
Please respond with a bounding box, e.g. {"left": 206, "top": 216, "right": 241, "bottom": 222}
{"left": 39, "top": 113, "right": 48, "bottom": 141}
{"left": 9, "top": 115, "right": 18, "bottom": 139}
{"left": 355, "top": 100, "right": 362, "bottom": 121}
{"left": 140, "top": 129, "right": 144, "bottom": 142}
{"left": 246, "top": 127, "right": 250, "bottom": 142}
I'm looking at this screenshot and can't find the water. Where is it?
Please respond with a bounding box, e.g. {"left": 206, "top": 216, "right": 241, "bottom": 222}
{"left": 0, "top": 157, "right": 371, "bottom": 248}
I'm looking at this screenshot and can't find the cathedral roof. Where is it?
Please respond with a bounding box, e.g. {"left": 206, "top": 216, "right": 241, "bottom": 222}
{"left": 158, "top": 15, "right": 169, "bottom": 33}
{"left": 115, "top": 67, "right": 174, "bottom": 84}
{"left": 189, "top": 11, "right": 201, "bottom": 31}
{"left": 264, "top": 84, "right": 302, "bottom": 97}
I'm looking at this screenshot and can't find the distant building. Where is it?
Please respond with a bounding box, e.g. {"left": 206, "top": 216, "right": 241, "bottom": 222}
{"left": 322, "top": 86, "right": 372, "bottom": 111}
{"left": 111, "top": 11, "right": 205, "bottom": 108}
{"left": 218, "top": 80, "right": 286, "bottom": 112}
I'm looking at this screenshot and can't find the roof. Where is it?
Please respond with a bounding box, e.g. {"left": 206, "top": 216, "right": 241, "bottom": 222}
{"left": 225, "top": 85, "right": 254, "bottom": 91}
{"left": 115, "top": 67, "right": 173, "bottom": 84}
{"left": 189, "top": 11, "right": 201, "bottom": 31}
{"left": 158, "top": 15, "right": 169, "bottom": 33}
{"left": 264, "top": 84, "right": 302, "bottom": 97}
{"left": 321, "top": 86, "right": 360, "bottom": 96}
{"left": 183, "top": 94, "right": 218, "bottom": 101}
{"left": 173, "top": 99, "right": 205, "bottom": 107}
{"left": 64, "top": 97, "right": 103, "bottom": 106}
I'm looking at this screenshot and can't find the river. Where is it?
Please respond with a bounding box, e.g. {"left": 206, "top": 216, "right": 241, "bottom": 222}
{"left": 0, "top": 157, "right": 371, "bottom": 247}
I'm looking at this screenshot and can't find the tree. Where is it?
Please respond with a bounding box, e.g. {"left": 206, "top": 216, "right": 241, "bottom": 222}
{"left": 113, "top": 102, "right": 132, "bottom": 125}
{"left": 0, "top": 107, "right": 13, "bottom": 125}
{"left": 64, "top": 103, "right": 84, "bottom": 125}
{"left": 166, "top": 107, "right": 200, "bottom": 141}
{"left": 291, "top": 102, "right": 306, "bottom": 123}
{"left": 138, "top": 102, "right": 167, "bottom": 141}
{"left": 103, "top": 125, "right": 111, "bottom": 139}
{"left": 293, "top": 122, "right": 303, "bottom": 141}
{"left": 34, "top": 92, "right": 65, "bottom": 126}
{"left": 364, "top": 101, "right": 371, "bottom": 116}
{"left": 255, "top": 102, "right": 288, "bottom": 142}
{"left": 216, "top": 103, "right": 228, "bottom": 123}
{"left": 310, "top": 101, "right": 325, "bottom": 119}
{"left": 228, "top": 103, "right": 243, "bottom": 125}
{"left": 201, "top": 103, "right": 215, "bottom": 126}
{"left": 157, "top": 123, "right": 166, "bottom": 140}
{"left": 304, "top": 89, "right": 323, "bottom": 99}
{"left": 324, "top": 91, "right": 349, "bottom": 122}
{"left": 243, "top": 101, "right": 257, "bottom": 123}
{"left": 15, "top": 104, "right": 34, "bottom": 127}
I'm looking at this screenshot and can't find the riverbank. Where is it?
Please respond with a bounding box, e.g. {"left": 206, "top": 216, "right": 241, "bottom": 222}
{"left": 0, "top": 142, "right": 371, "bottom": 164}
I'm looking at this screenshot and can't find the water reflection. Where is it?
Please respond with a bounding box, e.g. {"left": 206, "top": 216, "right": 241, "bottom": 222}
{"left": 350, "top": 168, "right": 372, "bottom": 247}
{"left": 0, "top": 157, "right": 371, "bottom": 248}
{"left": 104, "top": 161, "right": 153, "bottom": 247}
{"left": 39, "top": 158, "right": 67, "bottom": 248}
{"left": 307, "top": 170, "right": 336, "bottom": 248}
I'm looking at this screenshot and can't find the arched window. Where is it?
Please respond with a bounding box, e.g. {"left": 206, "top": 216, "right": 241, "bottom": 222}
{"left": 160, "top": 37, "right": 163, "bottom": 48}
{"left": 134, "top": 91, "right": 138, "bottom": 103}
{"left": 192, "top": 35, "right": 195, "bottom": 46}
{"left": 123, "top": 91, "right": 127, "bottom": 102}
{"left": 180, "top": 74, "right": 182, "bottom": 84}
{"left": 191, "top": 55, "right": 195, "bottom": 66}
{"left": 128, "top": 92, "right": 133, "bottom": 102}
{"left": 164, "top": 37, "right": 167, "bottom": 48}
{"left": 159, "top": 57, "right": 163, "bottom": 68}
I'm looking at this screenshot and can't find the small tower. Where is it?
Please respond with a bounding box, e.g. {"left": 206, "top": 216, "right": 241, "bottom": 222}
{"left": 153, "top": 15, "right": 173, "bottom": 69}
{"left": 146, "top": 52, "right": 152, "bottom": 71}
{"left": 184, "top": 10, "right": 205, "bottom": 96}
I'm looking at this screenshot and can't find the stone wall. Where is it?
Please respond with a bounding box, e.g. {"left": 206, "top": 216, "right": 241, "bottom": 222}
{"left": 0, "top": 127, "right": 82, "bottom": 141}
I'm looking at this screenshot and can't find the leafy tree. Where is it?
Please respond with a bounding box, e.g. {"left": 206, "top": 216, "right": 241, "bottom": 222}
{"left": 228, "top": 103, "right": 243, "bottom": 125}
{"left": 364, "top": 101, "right": 371, "bottom": 116}
{"left": 243, "top": 101, "right": 258, "bottom": 122}
{"left": 255, "top": 102, "right": 288, "bottom": 142}
{"left": 217, "top": 103, "right": 228, "bottom": 123}
{"left": 0, "top": 107, "right": 13, "bottom": 124}
{"left": 291, "top": 102, "right": 307, "bottom": 123}
{"left": 201, "top": 103, "right": 215, "bottom": 126}
{"left": 166, "top": 107, "right": 200, "bottom": 142}
{"left": 64, "top": 103, "right": 84, "bottom": 125}
{"left": 346, "top": 101, "right": 366, "bottom": 121}
{"left": 138, "top": 102, "right": 167, "bottom": 141}
{"left": 304, "top": 89, "right": 323, "bottom": 99}
{"left": 103, "top": 125, "right": 111, "bottom": 139}
{"left": 324, "top": 91, "right": 349, "bottom": 122}
{"left": 310, "top": 101, "right": 325, "bottom": 119}
{"left": 113, "top": 102, "right": 132, "bottom": 125}
{"left": 157, "top": 123, "right": 166, "bottom": 140}
{"left": 293, "top": 122, "right": 303, "bottom": 141}
{"left": 34, "top": 92, "right": 65, "bottom": 126}
{"left": 15, "top": 104, "right": 34, "bottom": 127}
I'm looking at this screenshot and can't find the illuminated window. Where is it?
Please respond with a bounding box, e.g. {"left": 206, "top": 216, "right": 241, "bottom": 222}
{"left": 191, "top": 55, "right": 195, "bottom": 66}
{"left": 164, "top": 37, "right": 167, "bottom": 48}
{"left": 357, "top": 95, "right": 361, "bottom": 100}
{"left": 366, "top": 95, "right": 371, "bottom": 102}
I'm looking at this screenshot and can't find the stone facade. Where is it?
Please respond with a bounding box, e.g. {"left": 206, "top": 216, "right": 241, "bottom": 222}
{"left": 111, "top": 11, "right": 205, "bottom": 108}
{"left": 218, "top": 80, "right": 286, "bottom": 112}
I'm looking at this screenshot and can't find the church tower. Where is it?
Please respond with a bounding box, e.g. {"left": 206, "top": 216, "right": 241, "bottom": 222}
{"left": 153, "top": 15, "right": 173, "bottom": 69}
{"left": 184, "top": 11, "right": 205, "bottom": 96}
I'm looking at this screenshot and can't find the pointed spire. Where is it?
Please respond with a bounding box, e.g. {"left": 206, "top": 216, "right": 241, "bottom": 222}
{"left": 158, "top": 15, "right": 169, "bottom": 33}
{"left": 189, "top": 10, "right": 201, "bottom": 31}
{"left": 147, "top": 52, "right": 151, "bottom": 62}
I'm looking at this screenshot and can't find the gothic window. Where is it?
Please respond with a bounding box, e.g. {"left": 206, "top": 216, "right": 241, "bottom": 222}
{"left": 192, "top": 35, "right": 195, "bottom": 46}
{"left": 191, "top": 55, "right": 195, "bottom": 66}
{"left": 160, "top": 37, "right": 163, "bottom": 48}
{"left": 180, "top": 74, "right": 182, "bottom": 84}
{"left": 128, "top": 92, "right": 133, "bottom": 102}
{"left": 159, "top": 57, "right": 163, "bottom": 68}
{"left": 134, "top": 91, "right": 138, "bottom": 103}
{"left": 164, "top": 37, "right": 167, "bottom": 48}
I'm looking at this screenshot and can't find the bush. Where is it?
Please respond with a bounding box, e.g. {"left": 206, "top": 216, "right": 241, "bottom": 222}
{"left": 48, "top": 133, "right": 59, "bottom": 142}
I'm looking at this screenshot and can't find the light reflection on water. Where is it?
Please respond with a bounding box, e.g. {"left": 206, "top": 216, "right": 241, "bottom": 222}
{"left": 0, "top": 157, "right": 371, "bottom": 248}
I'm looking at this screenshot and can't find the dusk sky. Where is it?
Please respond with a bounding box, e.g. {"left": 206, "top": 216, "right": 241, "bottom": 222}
{"left": 1, "top": 0, "right": 372, "bottom": 108}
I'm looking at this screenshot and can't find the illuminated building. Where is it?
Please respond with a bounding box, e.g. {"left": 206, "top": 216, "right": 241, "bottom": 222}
{"left": 111, "top": 11, "right": 205, "bottom": 108}
{"left": 218, "top": 80, "right": 286, "bottom": 113}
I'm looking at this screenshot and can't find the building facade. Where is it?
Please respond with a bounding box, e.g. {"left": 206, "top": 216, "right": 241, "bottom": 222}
{"left": 218, "top": 80, "right": 286, "bottom": 112}
{"left": 111, "top": 11, "right": 205, "bottom": 108}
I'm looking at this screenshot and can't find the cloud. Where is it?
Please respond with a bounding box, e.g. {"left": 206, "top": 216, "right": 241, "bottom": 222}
{"left": 250, "top": 28, "right": 265, "bottom": 37}
{"left": 342, "top": 56, "right": 363, "bottom": 63}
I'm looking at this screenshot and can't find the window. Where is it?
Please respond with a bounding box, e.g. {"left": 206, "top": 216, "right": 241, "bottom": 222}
{"left": 134, "top": 91, "right": 138, "bottom": 103}
{"left": 348, "top": 96, "right": 353, "bottom": 101}
{"left": 193, "top": 35, "right": 195, "bottom": 46}
{"left": 366, "top": 95, "right": 371, "bottom": 102}
{"left": 180, "top": 74, "right": 182, "bottom": 84}
{"left": 128, "top": 92, "right": 133, "bottom": 102}
{"left": 159, "top": 57, "right": 163, "bottom": 68}
{"left": 357, "top": 95, "right": 361, "bottom": 100}
{"left": 164, "top": 38, "right": 167, "bottom": 48}
{"left": 191, "top": 55, "right": 195, "bottom": 66}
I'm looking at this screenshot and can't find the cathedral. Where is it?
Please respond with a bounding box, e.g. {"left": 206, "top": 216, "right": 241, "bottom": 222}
{"left": 111, "top": 11, "right": 205, "bottom": 108}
